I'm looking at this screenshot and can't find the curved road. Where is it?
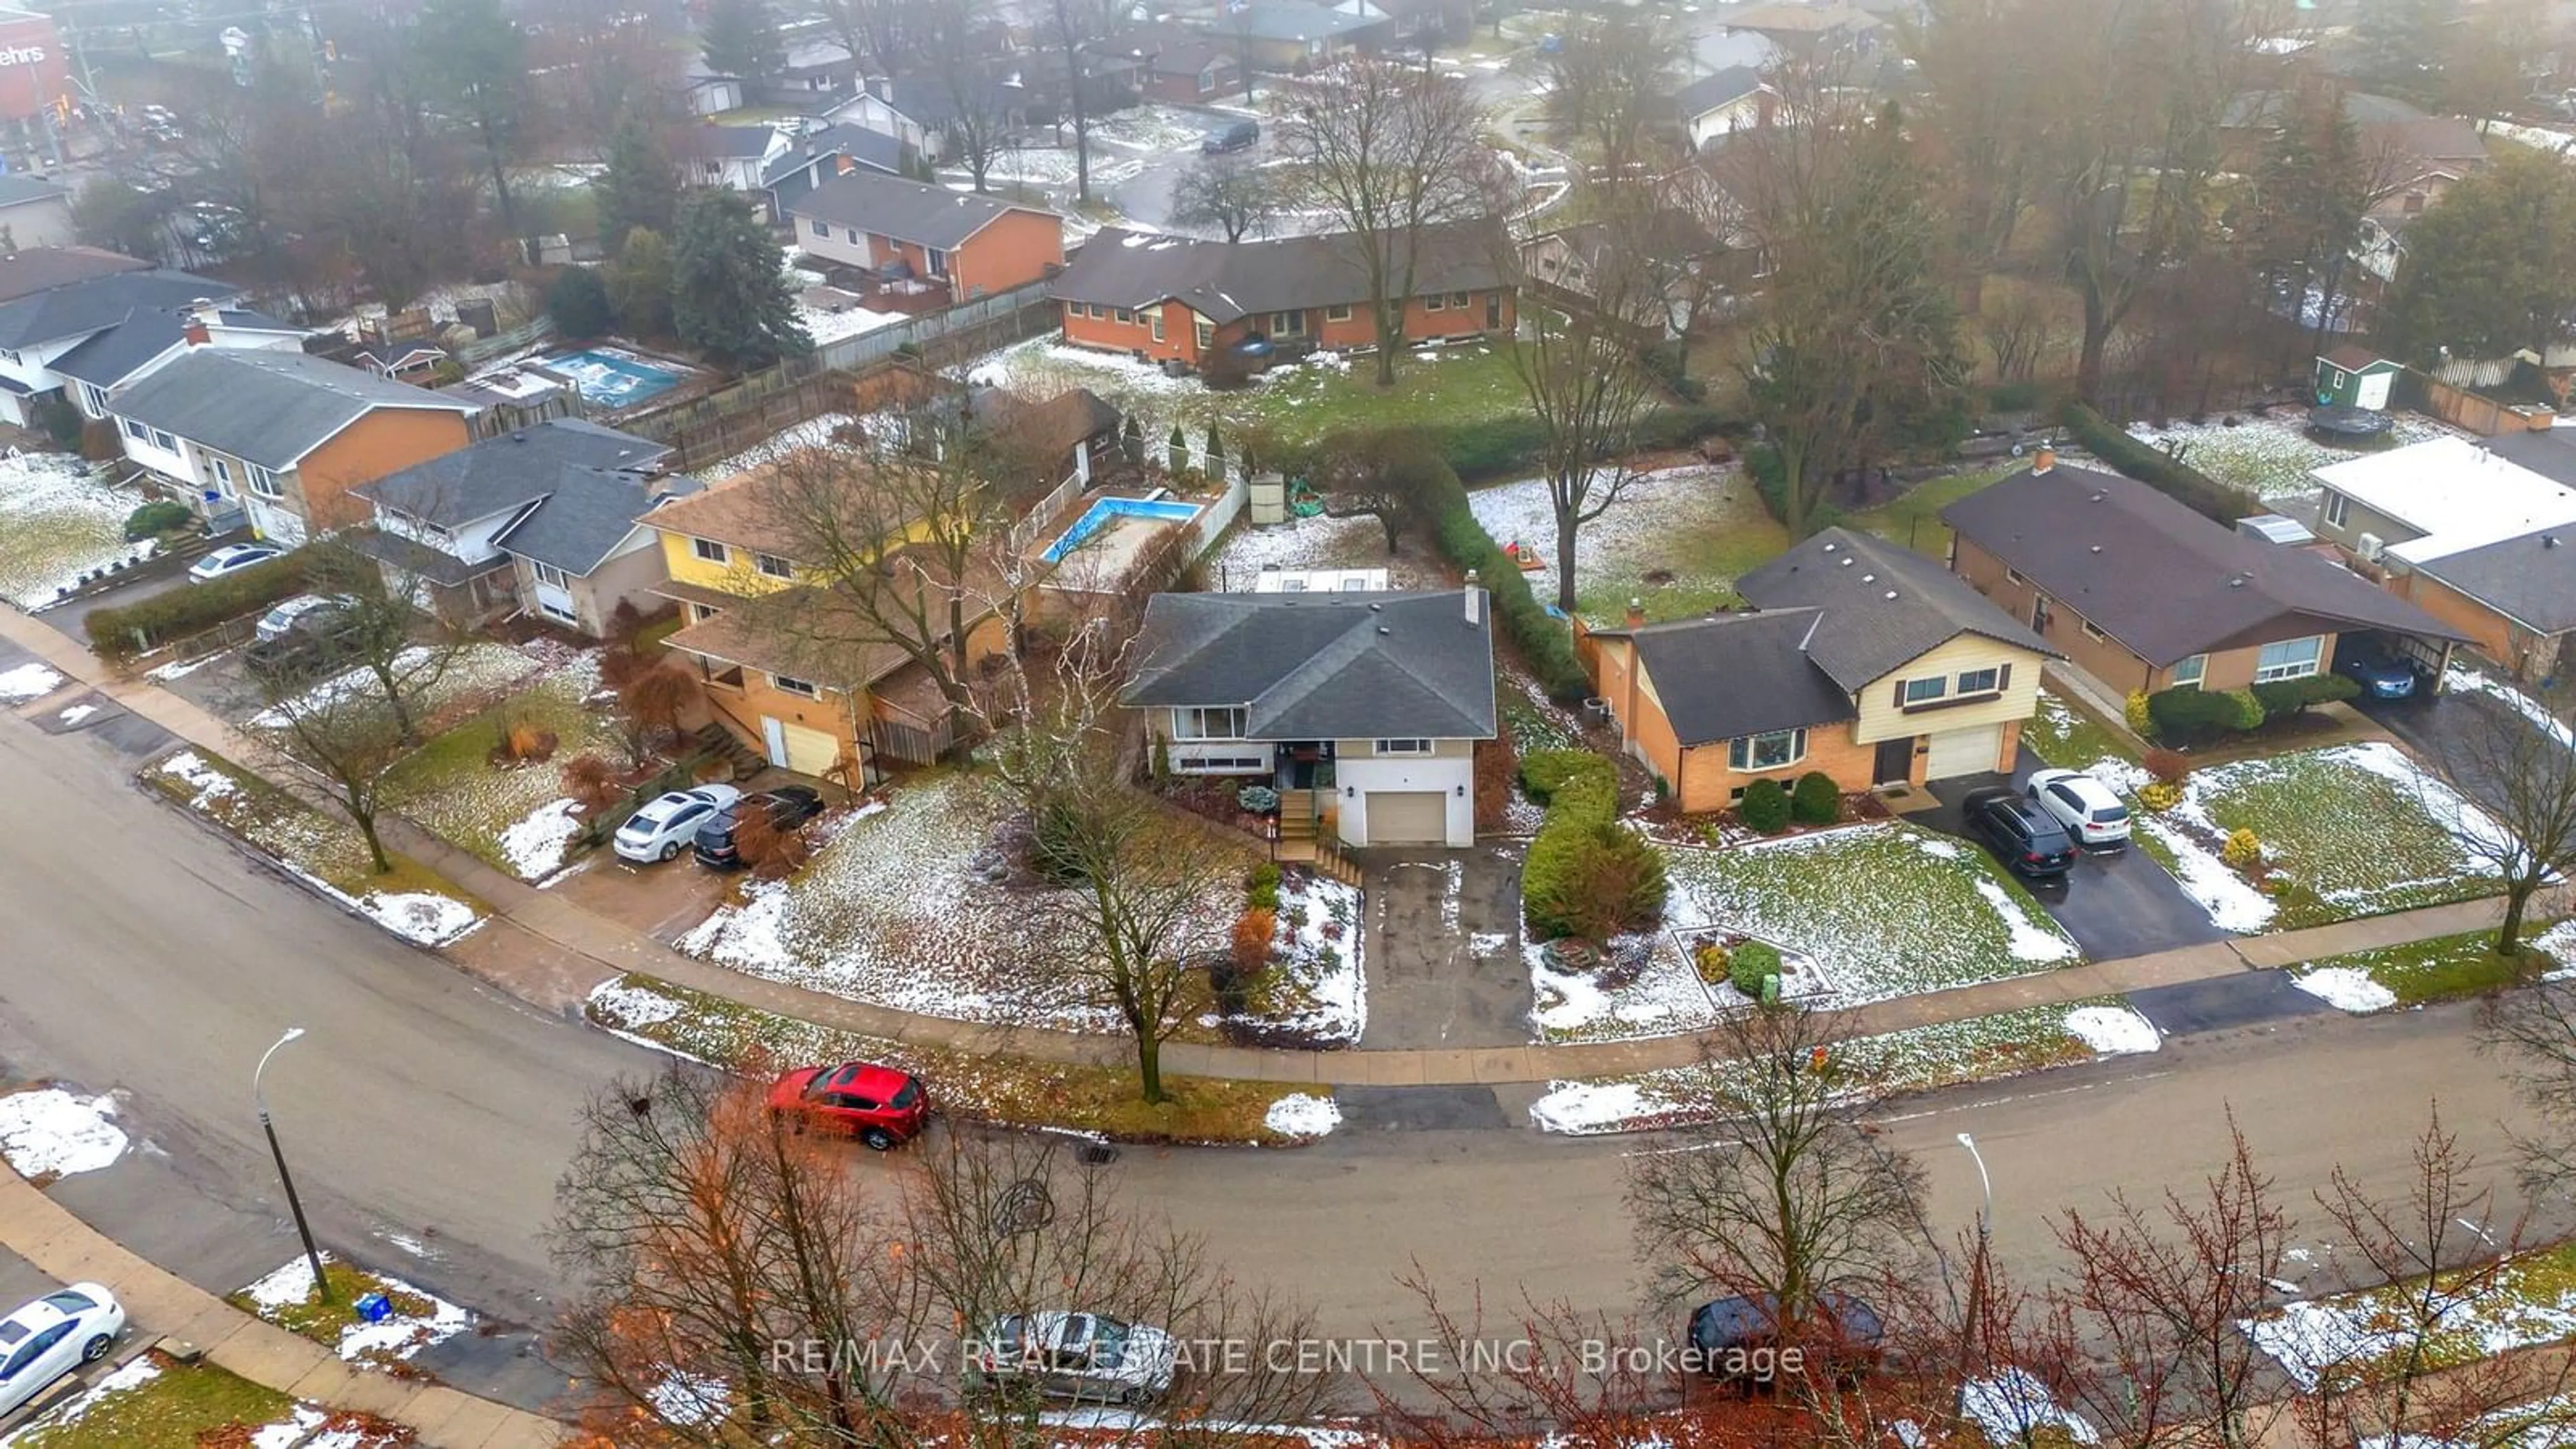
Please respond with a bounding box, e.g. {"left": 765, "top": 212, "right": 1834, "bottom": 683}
{"left": 0, "top": 688, "right": 2553, "bottom": 1412}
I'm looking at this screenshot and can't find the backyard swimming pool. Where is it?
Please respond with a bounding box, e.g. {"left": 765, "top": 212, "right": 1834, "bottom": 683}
{"left": 1040, "top": 496, "right": 1203, "bottom": 565}
{"left": 539, "top": 347, "right": 694, "bottom": 409}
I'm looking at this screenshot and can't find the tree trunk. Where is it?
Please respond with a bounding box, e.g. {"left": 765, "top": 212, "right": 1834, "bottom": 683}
{"left": 2077, "top": 290, "right": 2114, "bottom": 405}
{"left": 1135, "top": 1031, "right": 1165, "bottom": 1104}
{"left": 354, "top": 807, "right": 392, "bottom": 875}
{"left": 1373, "top": 301, "right": 1399, "bottom": 387}
{"left": 487, "top": 143, "right": 519, "bottom": 239}
{"left": 2502, "top": 877, "right": 2536, "bottom": 956}
{"left": 1554, "top": 488, "right": 1579, "bottom": 614}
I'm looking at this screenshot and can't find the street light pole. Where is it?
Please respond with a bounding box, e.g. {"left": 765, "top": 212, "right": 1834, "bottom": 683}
{"left": 254, "top": 1028, "right": 332, "bottom": 1305}
{"left": 1953, "top": 1132, "right": 1994, "bottom": 1419}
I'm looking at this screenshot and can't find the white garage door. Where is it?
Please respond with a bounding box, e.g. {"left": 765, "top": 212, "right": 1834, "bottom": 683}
{"left": 1365, "top": 791, "right": 1448, "bottom": 847}
{"left": 1924, "top": 724, "right": 2003, "bottom": 781}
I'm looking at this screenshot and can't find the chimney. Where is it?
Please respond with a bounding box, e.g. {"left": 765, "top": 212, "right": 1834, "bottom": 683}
{"left": 181, "top": 318, "right": 209, "bottom": 346}
{"left": 2031, "top": 445, "right": 2055, "bottom": 475}
{"left": 1625, "top": 596, "right": 1645, "bottom": 629}
{"left": 189, "top": 297, "right": 221, "bottom": 329}
{"left": 1464, "top": 569, "right": 1483, "bottom": 625}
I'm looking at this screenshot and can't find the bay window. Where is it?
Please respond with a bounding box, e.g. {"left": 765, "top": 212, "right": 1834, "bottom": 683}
{"left": 1727, "top": 727, "right": 1807, "bottom": 771}
{"left": 1172, "top": 706, "right": 1248, "bottom": 740}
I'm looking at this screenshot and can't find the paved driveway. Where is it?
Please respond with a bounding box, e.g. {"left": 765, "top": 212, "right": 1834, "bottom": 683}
{"left": 1915, "top": 745, "right": 2231, "bottom": 960}
{"left": 2353, "top": 688, "right": 2532, "bottom": 818}
{"left": 1352, "top": 847, "right": 1532, "bottom": 1049}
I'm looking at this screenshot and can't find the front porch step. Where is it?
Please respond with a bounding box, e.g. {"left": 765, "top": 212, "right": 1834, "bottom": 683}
{"left": 692, "top": 723, "right": 765, "bottom": 782}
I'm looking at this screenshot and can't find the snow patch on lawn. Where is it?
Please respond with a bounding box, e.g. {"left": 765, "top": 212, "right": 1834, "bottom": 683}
{"left": 589, "top": 978, "right": 684, "bottom": 1028}
{"left": 2125, "top": 411, "right": 2465, "bottom": 502}
{"left": 1972, "top": 876, "right": 2080, "bottom": 963}
{"left": 355, "top": 892, "right": 480, "bottom": 947}
{"left": 0, "top": 662, "right": 64, "bottom": 702}
{"left": 1210, "top": 508, "right": 1446, "bottom": 590}
{"left": 247, "top": 643, "right": 538, "bottom": 729}
{"left": 649, "top": 1371, "right": 733, "bottom": 1427}
{"left": 498, "top": 798, "right": 584, "bottom": 880}
{"left": 2447, "top": 664, "right": 2575, "bottom": 749}
{"left": 2136, "top": 813, "right": 2278, "bottom": 932}
{"left": 1466, "top": 462, "right": 1760, "bottom": 621}
{"left": 5, "top": 1353, "right": 161, "bottom": 1438}
{"left": 156, "top": 749, "right": 239, "bottom": 807}
{"left": 703, "top": 411, "right": 861, "bottom": 480}
{"left": 1525, "top": 932, "right": 1720, "bottom": 1042}
{"left": 1961, "top": 1367, "right": 2099, "bottom": 1446}
{"left": 0, "top": 452, "right": 153, "bottom": 610}
{"left": 2291, "top": 965, "right": 2399, "bottom": 1014}
{"left": 0, "top": 1088, "right": 127, "bottom": 1177}
{"left": 239, "top": 1252, "right": 472, "bottom": 1364}
{"left": 2062, "top": 1004, "right": 2160, "bottom": 1055}
{"left": 144, "top": 650, "right": 222, "bottom": 682}
{"left": 1258, "top": 871, "right": 1366, "bottom": 1044}
{"left": 1264, "top": 1092, "right": 1340, "bottom": 1138}
{"left": 1527, "top": 1078, "right": 1659, "bottom": 1134}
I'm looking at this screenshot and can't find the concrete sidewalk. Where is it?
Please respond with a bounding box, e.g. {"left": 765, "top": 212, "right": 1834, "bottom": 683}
{"left": 0, "top": 602, "right": 2544, "bottom": 1093}
{"left": 0, "top": 1170, "right": 563, "bottom": 1448}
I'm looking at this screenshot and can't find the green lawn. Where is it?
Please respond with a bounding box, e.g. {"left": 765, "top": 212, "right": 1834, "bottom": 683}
{"left": 1661, "top": 822, "right": 2082, "bottom": 1003}
{"left": 588, "top": 973, "right": 1327, "bottom": 1144}
{"left": 0, "top": 454, "right": 150, "bottom": 611}
{"left": 2247, "top": 1238, "right": 2576, "bottom": 1393}
{"left": 1849, "top": 460, "right": 2025, "bottom": 559}
{"left": 384, "top": 659, "right": 623, "bottom": 881}
{"left": 1462, "top": 464, "right": 1790, "bottom": 627}
{"left": 2294, "top": 928, "right": 2537, "bottom": 1008}
{"left": 7, "top": 1356, "right": 293, "bottom": 1449}
{"left": 2024, "top": 689, "right": 2142, "bottom": 769}
{"left": 225, "top": 1262, "right": 435, "bottom": 1350}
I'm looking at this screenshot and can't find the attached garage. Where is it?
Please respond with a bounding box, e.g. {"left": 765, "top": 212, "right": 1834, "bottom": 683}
{"left": 1924, "top": 723, "right": 2003, "bottom": 781}
{"left": 1364, "top": 790, "right": 1448, "bottom": 847}
{"left": 762, "top": 716, "right": 841, "bottom": 776}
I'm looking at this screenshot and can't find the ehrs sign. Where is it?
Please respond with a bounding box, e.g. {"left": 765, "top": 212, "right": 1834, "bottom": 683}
{"left": 0, "top": 11, "right": 66, "bottom": 123}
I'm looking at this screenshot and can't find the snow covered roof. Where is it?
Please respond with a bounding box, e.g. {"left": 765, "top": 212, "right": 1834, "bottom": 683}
{"left": 2311, "top": 435, "right": 2576, "bottom": 563}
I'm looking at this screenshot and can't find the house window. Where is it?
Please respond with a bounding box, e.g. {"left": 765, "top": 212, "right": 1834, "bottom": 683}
{"left": 2255, "top": 635, "right": 2324, "bottom": 682}
{"left": 810, "top": 218, "right": 828, "bottom": 237}
{"left": 247, "top": 464, "right": 280, "bottom": 498}
{"left": 1271, "top": 309, "right": 1305, "bottom": 336}
{"left": 693, "top": 537, "right": 730, "bottom": 564}
{"left": 1374, "top": 738, "right": 1431, "bottom": 755}
{"left": 1197, "top": 68, "right": 1216, "bottom": 93}
{"left": 1326, "top": 303, "right": 1353, "bottom": 323}
{"left": 2170, "top": 653, "right": 2206, "bottom": 690}
{"left": 2080, "top": 619, "right": 2107, "bottom": 643}
{"left": 1903, "top": 676, "right": 1948, "bottom": 705}
{"left": 1727, "top": 727, "right": 1808, "bottom": 772}
{"left": 1194, "top": 317, "right": 1214, "bottom": 350}
{"left": 120, "top": 417, "right": 146, "bottom": 442}
{"left": 926, "top": 248, "right": 949, "bottom": 277}
{"left": 770, "top": 674, "right": 820, "bottom": 698}
{"left": 2323, "top": 490, "right": 2350, "bottom": 528}
{"left": 150, "top": 429, "right": 177, "bottom": 452}
{"left": 847, "top": 227, "right": 861, "bottom": 244}
{"left": 1957, "top": 666, "right": 2002, "bottom": 695}
{"left": 1423, "top": 294, "right": 1447, "bottom": 312}
{"left": 76, "top": 382, "right": 105, "bottom": 414}
{"left": 1150, "top": 309, "right": 1165, "bottom": 342}
{"left": 1172, "top": 705, "right": 1248, "bottom": 739}
{"left": 531, "top": 561, "right": 570, "bottom": 588}
{"left": 2004, "top": 568, "right": 2025, "bottom": 586}
{"left": 755, "top": 553, "right": 793, "bottom": 578}
{"left": 1114, "top": 307, "right": 1135, "bottom": 324}
{"left": 689, "top": 602, "right": 722, "bottom": 623}
{"left": 539, "top": 598, "right": 578, "bottom": 623}
{"left": 1447, "top": 292, "right": 1470, "bottom": 309}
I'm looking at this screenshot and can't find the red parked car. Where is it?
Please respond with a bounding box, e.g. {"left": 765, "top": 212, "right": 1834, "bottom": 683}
{"left": 766, "top": 1061, "right": 930, "bottom": 1150}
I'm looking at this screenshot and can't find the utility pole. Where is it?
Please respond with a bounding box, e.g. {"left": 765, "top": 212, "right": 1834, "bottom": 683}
{"left": 254, "top": 1028, "right": 334, "bottom": 1306}
{"left": 1951, "top": 1132, "right": 1994, "bottom": 1423}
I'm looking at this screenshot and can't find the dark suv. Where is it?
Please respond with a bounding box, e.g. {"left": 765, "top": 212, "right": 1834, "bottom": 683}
{"left": 1686, "top": 1291, "right": 1885, "bottom": 1383}
{"left": 243, "top": 616, "right": 364, "bottom": 680}
{"left": 1960, "top": 786, "right": 2078, "bottom": 877}
{"left": 694, "top": 786, "right": 826, "bottom": 869}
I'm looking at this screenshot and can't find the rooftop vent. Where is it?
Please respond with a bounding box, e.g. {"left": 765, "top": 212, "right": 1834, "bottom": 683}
{"left": 1377, "top": 626, "right": 1391, "bottom": 635}
{"left": 1884, "top": 590, "right": 1898, "bottom": 600}
{"left": 1861, "top": 574, "right": 1876, "bottom": 583}
{"left": 2089, "top": 544, "right": 2101, "bottom": 553}
{"left": 2551, "top": 535, "right": 2564, "bottom": 550}
{"left": 1839, "top": 556, "right": 1854, "bottom": 566}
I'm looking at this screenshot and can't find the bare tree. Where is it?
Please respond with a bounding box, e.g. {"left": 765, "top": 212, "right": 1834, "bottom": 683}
{"left": 2425, "top": 686, "right": 2576, "bottom": 958}
{"left": 2484, "top": 958, "right": 2576, "bottom": 1203}
{"left": 1043, "top": 0, "right": 1126, "bottom": 204}
{"left": 1542, "top": 11, "right": 1680, "bottom": 180}
{"left": 1170, "top": 154, "right": 1283, "bottom": 242}
{"left": 1283, "top": 59, "right": 1505, "bottom": 387}
{"left": 916, "top": 0, "right": 1014, "bottom": 193}
{"left": 253, "top": 661, "right": 416, "bottom": 877}
{"left": 1305, "top": 425, "right": 1446, "bottom": 553}
{"left": 812, "top": 0, "right": 908, "bottom": 80}
{"left": 2044, "top": 1114, "right": 2291, "bottom": 1449}
{"left": 1902, "top": 0, "right": 2043, "bottom": 315}
{"left": 1627, "top": 1008, "right": 1927, "bottom": 1323}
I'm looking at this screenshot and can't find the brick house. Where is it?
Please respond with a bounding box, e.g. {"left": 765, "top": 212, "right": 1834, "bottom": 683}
{"left": 1134, "top": 34, "right": 1241, "bottom": 103}
{"left": 1052, "top": 225, "right": 1513, "bottom": 369}
{"left": 783, "top": 170, "right": 1064, "bottom": 301}
{"left": 1583, "top": 528, "right": 2056, "bottom": 810}
{"left": 1941, "top": 452, "right": 2464, "bottom": 702}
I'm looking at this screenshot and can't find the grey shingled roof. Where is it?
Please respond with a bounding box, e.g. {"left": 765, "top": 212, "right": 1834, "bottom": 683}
{"left": 784, "top": 168, "right": 1056, "bottom": 250}
{"left": 1623, "top": 609, "right": 1856, "bottom": 745}
{"left": 108, "top": 350, "right": 476, "bottom": 470}
{"left": 51, "top": 308, "right": 299, "bottom": 388}
{"left": 1221, "top": 4, "right": 1384, "bottom": 42}
{"left": 692, "top": 123, "right": 777, "bottom": 160}
{"left": 1736, "top": 526, "right": 2057, "bottom": 691}
{"left": 1123, "top": 590, "right": 1497, "bottom": 741}
{"left": 1940, "top": 461, "right": 2467, "bottom": 665}
{"left": 1674, "top": 66, "right": 1762, "bottom": 119}
{"left": 496, "top": 467, "right": 706, "bottom": 576}
{"left": 2406, "top": 529, "right": 2576, "bottom": 635}
{"left": 0, "top": 246, "right": 148, "bottom": 305}
{"left": 1057, "top": 225, "right": 1503, "bottom": 323}
{"left": 2483, "top": 429, "right": 2576, "bottom": 490}
{"left": 356, "top": 419, "right": 672, "bottom": 528}
{"left": 0, "top": 268, "right": 239, "bottom": 350}
{"left": 761, "top": 124, "right": 906, "bottom": 188}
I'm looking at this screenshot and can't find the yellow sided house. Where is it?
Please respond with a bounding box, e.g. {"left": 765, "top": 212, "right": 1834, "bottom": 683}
{"left": 1584, "top": 527, "right": 2058, "bottom": 811}
{"left": 640, "top": 448, "right": 1012, "bottom": 782}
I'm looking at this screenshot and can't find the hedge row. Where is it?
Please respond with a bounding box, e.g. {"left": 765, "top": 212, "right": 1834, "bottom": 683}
{"left": 1743, "top": 445, "right": 1845, "bottom": 535}
{"left": 1520, "top": 749, "right": 1666, "bottom": 940}
{"left": 1421, "top": 405, "right": 1735, "bottom": 483}
{"left": 1418, "top": 451, "right": 1593, "bottom": 702}
{"left": 2145, "top": 674, "right": 2362, "bottom": 743}
{"left": 88, "top": 551, "right": 311, "bottom": 661}
{"left": 2057, "top": 401, "right": 2257, "bottom": 525}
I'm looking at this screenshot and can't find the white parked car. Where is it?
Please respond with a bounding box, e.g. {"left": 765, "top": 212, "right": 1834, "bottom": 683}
{"left": 612, "top": 784, "right": 743, "bottom": 863}
{"left": 2025, "top": 768, "right": 2131, "bottom": 849}
{"left": 187, "top": 543, "right": 284, "bottom": 583}
{"left": 254, "top": 593, "right": 357, "bottom": 643}
{"left": 0, "top": 1283, "right": 125, "bottom": 1417}
{"left": 965, "top": 1311, "right": 1177, "bottom": 1405}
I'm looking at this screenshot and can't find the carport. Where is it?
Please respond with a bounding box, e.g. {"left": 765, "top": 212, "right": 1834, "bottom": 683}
{"left": 2336, "top": 625, "right": 2457, "bottom": 693}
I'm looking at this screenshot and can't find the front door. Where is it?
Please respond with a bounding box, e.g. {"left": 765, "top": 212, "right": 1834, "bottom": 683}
{"left": 1485, "top": 292, "right": 1502, "bottom": 329}
{"left": 1872, "top": 737, "right": 1913, "bottom": 786}
{"left": 762, "top": 716, "right": 790, "bottom": 769}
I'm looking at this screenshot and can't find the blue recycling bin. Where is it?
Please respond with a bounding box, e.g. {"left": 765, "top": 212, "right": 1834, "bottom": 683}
{"left": 354, "top": 1291, "right": 392, "bottom": 1323}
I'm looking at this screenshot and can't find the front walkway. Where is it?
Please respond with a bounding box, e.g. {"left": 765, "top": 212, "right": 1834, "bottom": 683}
{"left": 0, "top": 602, "right": 2548, "bottom": 1095}
{"left": 0, "top": 1169, "right": 564, "bottom": 1448}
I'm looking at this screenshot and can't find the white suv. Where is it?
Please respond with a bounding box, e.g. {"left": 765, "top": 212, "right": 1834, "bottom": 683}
{"left": 2025, "top": 768, "right": 2132, "bottom": 849}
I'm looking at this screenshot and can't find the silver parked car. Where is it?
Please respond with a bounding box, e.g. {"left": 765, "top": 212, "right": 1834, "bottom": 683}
{"left": 253, "top": 593, "right": 358, "bottom": 643}
{"left": 2025, "top": 767, "right": 2132, "bottom": 848}
{"left": 965, "top": 1311, "right": 1178, "bottom": 1405}
{"left": 0, "top": 1283, "right": 125, "bottom": 1417}
{"left": 611, "top": 784, "right": 743, "bottom": 863}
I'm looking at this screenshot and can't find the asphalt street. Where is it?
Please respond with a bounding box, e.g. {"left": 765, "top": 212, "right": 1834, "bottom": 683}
{"left": 0, "top": 667, "right": 2558, "bottom": 1414}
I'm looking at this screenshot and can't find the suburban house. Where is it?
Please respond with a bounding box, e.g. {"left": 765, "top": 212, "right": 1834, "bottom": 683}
{"left": 0, "top": 174, "right": 74, "bottom": 248}
{"left": 1721, "top": 1, "right": 1877, "bottom": 54}
{"left": 685, "top": 124, "right": 783, "bottom": 191}
{"left": 348, "top": 420, "right": 693, "bottom": 635}
{"left": 1942, "top": 452, "right": 2465, "bottom": 700}
{"left": 1673, "top": 65, "right": 1773, "bottom": 151}
{"left": 107, "top": 350, "right": 480, "bottom": 544}
{"left": 53, "top": 297, "right": 305, "bottom": 423}
{"left": 641, "top": 449, "right": 1010, "bottom": 780}
{"left": 775, "top": 38, "right": 862, "bottom": 100}
{"left": 783, "top": 170, "right": 1063, "bottom": 301}
{"left": 1212, "top": 4, "right": 1393, "bottom": 66}
{"left": 2310, "top": 435, "right": 2576, "bottom": 679}
{"left": 1053, "top": 225, "right": 1513, "bottom": 368}
{"left": 828, "top": 74, "right": 1031, "bottom": 162}
{"left": 350, "top": 339, "right": 451, "bottom": 381}
{"left": 0, "top": 263, "right": 287, "bottom": 428}
{"left": 1520, "top": 213, "right": 1729, "bottom": 340}
{"left": 1129, "top": 32, "right": 1241, "bottom": 101}
{"left": 1123, "top": 588, "right": 1497, "bottom": 849}
{"left": 761, "top": 123, "right": 906, "bottom": 219}
{"left": 1582, "top": 528, "right": 2055, "bottom": 809}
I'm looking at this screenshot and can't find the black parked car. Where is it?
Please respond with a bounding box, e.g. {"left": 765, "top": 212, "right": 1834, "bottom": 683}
{"left": 1960, "top": 786, "right": 2077, "bottom": 877}
{"left": 2334, "top": 638, "right": 2420, "bottom": 700}
{"left": 1686, "top": 1291, "right": 1885, "bottom": 1383}
{"left": 694, "top": 786, "right": 826, "bottom": 869}
{"left": 1201, "top": 119, "right": 1258, "bottom": 154}
{"left": 242, "top": 615, "right": 364, "bottom": 681}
